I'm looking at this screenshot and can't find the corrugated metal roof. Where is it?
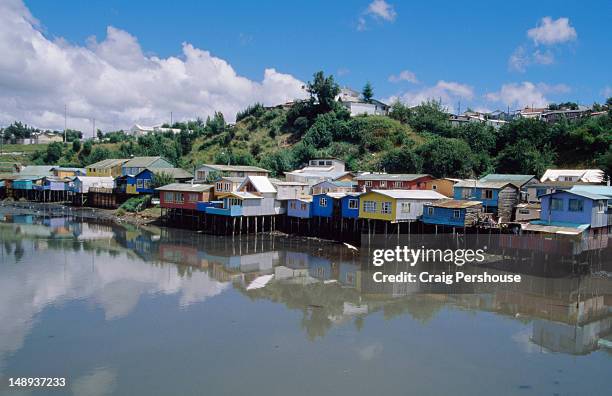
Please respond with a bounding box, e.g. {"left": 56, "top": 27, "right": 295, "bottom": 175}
{"left": 428, "top": 199, "right": 483, "bottom": 209}
{"left": 198, "top": 164, "right": 269, "bottom": 173}
{"left": 369, "top": 189, "right": 447, "bottom": 200}
{"left": 479, "top": 174, "right": 535, "bottom": 186}
{"left": 570, "top": 185, "right": 612, "bottom": 197}
{"left": 541, "top": 169, "right": 603, "bottom": 183}
{"left": 155, "top": 183, "right": 212, "bottom": 192}
{"left": 541, "top": 190, "right": 609, "bottom": 200}
{"left": 143, "top": 167, "right": 192, "bottom": 179}
{"left": 354, "top": 173, "right": 430, "bottom": 181}
{"left": 454, "top": 180, "right": 514, "bottom": 189}
{"left": 19, "top": 165, "right": 55, "bottom": 177}
{"left": 87, "top": 158, "right": 128, "bottom": 169}
{"left": 242, "top": 176, "right": 276, "bottom": 193}
{"left": 123, "top": 156, "right": 168, "bottom": 168}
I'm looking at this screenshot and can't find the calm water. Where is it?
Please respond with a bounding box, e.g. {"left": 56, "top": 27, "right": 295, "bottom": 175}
{"left": 0, "top": 210, "right": 611, "bottom": 396}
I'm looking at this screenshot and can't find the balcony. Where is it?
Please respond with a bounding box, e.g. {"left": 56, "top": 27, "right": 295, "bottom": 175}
{"left": 205, "top": 204, "right": 243, "bottom": 217}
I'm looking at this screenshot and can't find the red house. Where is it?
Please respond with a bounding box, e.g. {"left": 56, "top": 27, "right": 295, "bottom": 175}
{"left": 353, "top": 174, "right": 433, "bottom": 192}
{"left": 156, "top": 183, "right": 213, "bottom": 210}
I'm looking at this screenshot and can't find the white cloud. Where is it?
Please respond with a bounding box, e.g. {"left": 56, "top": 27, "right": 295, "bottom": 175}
{"left": 508, "top": 46, "right": 555, "bottom": 72}
{"left": 389, "top": 80, "right": 474, "bottom": 109}
{"left": 527, "top": 17, "right": 577, "bottom": 45}
{"left": 388, "top": 70, "right": 418, "bottom": 83}
{"left": 602, "top": 86, "right": 612, "bottom": 98}
{"left": 358, "top": 1, "right": 396, "bottom": 31}
{"left": 366, "top": 0, "right": 397, "bottom": 21}
{"left": 0, "top": 0, "right": 307, "bottom": 131}
{"left": 484, "top": 82, "right": 568, "bottom": 108}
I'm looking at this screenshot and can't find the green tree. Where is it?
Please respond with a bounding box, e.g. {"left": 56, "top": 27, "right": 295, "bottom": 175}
{"left": 306, "top": 71, "right": 340, "bottom": 114}
{"left": 45, "top": 142, "right": 63, "bottom": 163}
{"left": 151, "top": 171, "right": 175, "bottom": 189}
{"left": 495, "top": 140, "right": 555, "bottom": 175}
{"left": 417, "top": 137, "right": 475, "bottom": 178}
{"left": 378, "top": 147, "right": 423, "bottom": 173}
{"left": 362, "top": 82, "right": 374, "bottom": 103}
{"left": 72, "top": 139, "right": 81, "bottom": 153}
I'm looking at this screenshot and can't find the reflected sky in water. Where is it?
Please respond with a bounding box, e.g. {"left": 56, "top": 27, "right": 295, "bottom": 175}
{"left": 0, "top": 211, "right": 611, "bottom": 396}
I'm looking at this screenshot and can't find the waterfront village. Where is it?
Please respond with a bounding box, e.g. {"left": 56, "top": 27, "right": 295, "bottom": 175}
{"left": 0, "top": 154, "right": 609, "bottom": 253}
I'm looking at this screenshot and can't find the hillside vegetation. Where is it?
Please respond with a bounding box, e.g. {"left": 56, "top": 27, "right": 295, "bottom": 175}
{"left": 3, "top": 71, "right": 612, "bottom": 178}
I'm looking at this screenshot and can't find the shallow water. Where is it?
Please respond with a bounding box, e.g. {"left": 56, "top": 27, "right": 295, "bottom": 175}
{"left": 0, "top": 211, "right": 610, "bottom": 396}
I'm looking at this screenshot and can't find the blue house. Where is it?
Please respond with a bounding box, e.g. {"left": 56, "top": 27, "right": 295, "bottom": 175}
{"left": 340, "top": 193, "right": 361, "bottom": 219}
{"left": 287, "top": 197, "right": 313, "bottom": 218}
{"left": 422, "top": 200, "right": 483, "bottom": 227}
{"left": 537, "top": 190, "right": 608, "bottom": 228}
{"left": 453, "top": 180, "right": 519, "bottom": 221}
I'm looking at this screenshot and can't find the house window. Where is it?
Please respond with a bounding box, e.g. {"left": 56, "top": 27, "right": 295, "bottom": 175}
{"left": 301, "top": 203, "right": 307, "bottom": 210}
{"left": 519, "top": 209, "right": 530, "bottom": 215}
{"left": 318, "top": 160, "right": 325, "bottom": 166}
{"left": 597, "top": 201, "right": 605, "bottom": 213}
{"left": 136, "top": 179, "right": 144, "bottom": 188}
{"left": 346, "top": 272, "right": 355, "bottom": 284}
{"left": 427, "top": 207, "right": 434, "bottom": 216}
{"left": 363, "top": 201, "right": 377, "bottom": 213}
{"left": 325, "top": 160, "right": 332, "bottom": 166}
{"left": 229, "top": 198, "right": 242, "bottom": 206}
{"left": 164, "top": 192, "right": 173, "bottom": 203}
{"left": 175, "top": 192, "right": 184, "bottom": 203}
{"left": 365, "top": 181, "right": 372, "bottom": 187}
{"left": 483, "top": 189, "right": 493, "bottom": 199}
{"left": 462, "top": 188, "right": 472, "bottom": 199}
{"left": 216, "top": 182, "right": 223, "bottom": 191}
{"left": 143, "top": 180, "right": 151, "bottom": 189}
{"left": 225, "top": 183, "right": 231, "bottom": 191}
{"left": 381, "top": 202, "right": 392, "bottom": 214}
{"left": 348, "top": 199, "right": 358, "bottom": 209}
{"left": 568, "top": 199, "right": 584, "bottom": 212}
{"left": 431, "top": 185, "right": 437, "bottom": 190}
{"left": 290, "top": 202, "right": 296, "bottom": 209}
{"left": 453, "top": 209, "right": 461, "bottom": 219}
{"left": 188, "top": 193, "right": 199, "bottom": 202}
{"left": 401, "top": 202, "right": 411, "bottom": 213}
{"left": 320, "top": 197, "right": 327, "bottom": 207}
{"left": 394, "top": 181, "right": 402, "bottom": 188}
{"left": 379, "top": 180, "right": 387, "bottom": 188}
{"left": 550, "top": 198, "right": 563, "bottom": 211}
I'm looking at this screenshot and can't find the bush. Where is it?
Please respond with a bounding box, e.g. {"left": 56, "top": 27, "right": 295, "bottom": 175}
{"left": 119, "top": 195, "right": 151, "bottom": 213}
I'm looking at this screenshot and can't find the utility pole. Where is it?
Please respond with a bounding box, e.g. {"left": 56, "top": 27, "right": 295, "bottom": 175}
{"left": 170, "top": 111, "right": 173, "bottom": 126}
{"left": 92, "top": 118, "right": 96, "bottom": 140}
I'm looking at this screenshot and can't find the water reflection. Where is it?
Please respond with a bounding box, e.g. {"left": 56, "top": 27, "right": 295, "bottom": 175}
{"left": 0, "top": 211, "right": 611, "bottom": 395}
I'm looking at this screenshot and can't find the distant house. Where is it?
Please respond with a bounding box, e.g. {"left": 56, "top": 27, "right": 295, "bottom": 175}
{"left": 206, "top": 176, "right": 282, "bottom": 217}
{"left": 311, "top": 192, "right": 361, "bottom": 219}
{"left": 514, "top": 203, "right": 541, "bottom": 222}
{"left": 33, "top": 132, "right": 63, "bottom": 144}
{"left": 422, "top": 200, "right": 484, "bottom": 228}
{"left": 336, "top": 87, "right": 389, "bottom": 116}
{"left": 157, "top": 183, "right": 213, "bottom": 211}
{"left": 453, "top": 180, "right": 519, "bottom": 221}
{"left": 18, "top": 165, "right": 55, "bottom": 178}
{"left": 537, "top": 190, "right": 608, "bottom": 229}
{"left": 213, "top": 176, "right": 245, "bottom": 197}
{"left": 195, "top": 164, "right": 269, "bottom": 181}
{"left": 122, "top": 156, "right": 173, "bottom": 176}
{"left": 310, "top": 180, "right": 357, "bottom": 195}
{"left": 424, "top": 178, "right": 464, "bottom": 197}
{"left": 540, "top": 169, "right": 604, "bottom": 184}
{"left": 53, "top": 167, "right": 86, "bottom": 178}
{"left": 353, "top": 173, "right": 433, "bottom": 192}
{"left": 86, "top": 158, "right": 128, "bottom": 177}
{"left": 479, "top": 173, "right": 540, "bottom": 202}
{"left": 358, "top": 189, "right": 447, "bottom": 222}
{"left": 287, "top": 196, "right": 313, "bottom": 219}
{"left": 285, "top": 158, "right": 353, "bottom": 185}
{"left": 271, "top": 180, "right": 310, "bottom": 200}
{"left": 129, "top": 124, "right": 181, "bottom": 136}
{"left": 71, "top": 176, "right": 115, "bottom": 194}
{"left": 43, "top": 176, "right": 72, "bottom": 192}
{"left": 127, "top": 167, "right": 193, "bottom": 194}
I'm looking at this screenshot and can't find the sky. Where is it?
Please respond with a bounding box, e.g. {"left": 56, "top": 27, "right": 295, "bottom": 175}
{"left": 0, "top": 0, "right": 610, "bottom": 133}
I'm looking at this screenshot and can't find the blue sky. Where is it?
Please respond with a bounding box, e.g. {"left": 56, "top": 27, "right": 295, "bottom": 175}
{"left": 1, "top": 0, "right": 610, "bottom": 130}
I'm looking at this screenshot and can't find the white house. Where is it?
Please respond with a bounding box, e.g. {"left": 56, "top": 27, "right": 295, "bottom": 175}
{"left": 285, "top": 158, "right": 353, "bottom": 185}
{"left": 540, "top": 169, "right": 604, "bottom": 184}
{"left": 129, "top": 124, "right": 181, "bottom": 137}
{"left": 71, "top": 176, "right": 115, "bottom": 193}
{"left": 336, "top": 87, "right": 389, "bottom": 116}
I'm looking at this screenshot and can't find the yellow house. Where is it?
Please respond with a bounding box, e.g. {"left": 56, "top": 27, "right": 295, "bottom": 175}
{"left": 86, "top": 159, "right": 128, "bottom": 177}
{"left": 425, "top": 178, "right": 463, "bottom": 198}
{"left": 359, "top": 189, "right": 447, "bottom": 222}
{"left": 53, "top": 167, "right": 86, "bottom": 178}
